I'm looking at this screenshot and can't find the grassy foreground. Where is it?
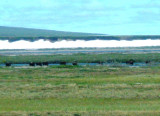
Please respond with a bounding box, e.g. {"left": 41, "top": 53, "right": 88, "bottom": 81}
{"left": 0, "top": 65, "right": 160, "bottom": 115}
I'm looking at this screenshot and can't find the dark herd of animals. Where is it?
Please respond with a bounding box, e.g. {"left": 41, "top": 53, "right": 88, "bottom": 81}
{"left": 5, "top": 61, "right": 76, "bottom": 67}
{"left": 3, "top": 60, "right": 152, "bottom": 67}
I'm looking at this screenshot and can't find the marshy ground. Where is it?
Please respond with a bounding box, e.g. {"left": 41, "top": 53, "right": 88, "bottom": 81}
{"left": 0, "top": 65, "right": 160, "bottom": 115}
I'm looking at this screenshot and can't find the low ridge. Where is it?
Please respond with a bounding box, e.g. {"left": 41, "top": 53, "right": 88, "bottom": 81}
{"left": 0, "top": 26, "right": 102, "bottom": 37}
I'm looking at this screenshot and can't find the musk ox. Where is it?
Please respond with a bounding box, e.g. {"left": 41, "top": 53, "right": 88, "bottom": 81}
{"left": 29, "top": 62, "right": 35, "bottom": 66}
{"left": 5, "top": 63, "right": 11, "bottom": 67}
{"left": 60, "top": 61, "right": 66, "bottom": 65}
{"left": 126, "top": 59, "right": 135, "bottom": 65}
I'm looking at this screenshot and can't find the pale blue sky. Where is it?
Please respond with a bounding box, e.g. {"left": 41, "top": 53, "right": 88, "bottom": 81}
{"left": 0, "top": 0, "right": 160, "bottom": 35}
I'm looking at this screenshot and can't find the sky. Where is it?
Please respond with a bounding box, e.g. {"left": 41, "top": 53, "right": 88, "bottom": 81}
{"left": 0, "top": 0, "right": 160, "bottom": 35}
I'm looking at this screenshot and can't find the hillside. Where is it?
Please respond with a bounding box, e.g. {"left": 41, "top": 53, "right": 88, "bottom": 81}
{"left": 0, "top": 26, "right": 100, "bottom": 37}
{"left": 0, "top": 26, "right": 160, "bottom": 42}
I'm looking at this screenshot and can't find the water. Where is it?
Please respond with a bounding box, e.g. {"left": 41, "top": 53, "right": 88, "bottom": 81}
{"left": 0, "top": 64, "right": 5, "bottom": 67}
{"left": 11, "top": 64, "right": 29, "bottom": 67}
{"left": 1, "top": 62, "right": 159, "bottom": 67}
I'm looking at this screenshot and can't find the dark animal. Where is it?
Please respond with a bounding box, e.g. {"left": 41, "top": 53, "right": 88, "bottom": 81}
{"left": 29, "top": 62, "right": 35, "bottom": 66}
{"left": 5, "top": 63, "right": 11, "bottom": 67}
{"left": 60, "top": 61, "right": 66, "bottom": 65}
{"left": 72, "top": 61, "right": 78, "bottom": 65}
{"left": 126, "top": 59, "right": 135, "bottom": 65}
{"left": 74, "top": 114, "right": 81, "bottom": 116}
{"left": 42, "top": 62, "right": 49, "bottom": 66}
{"left": 98, "top": 61, "right": 103, "bottom": 65}
{"left": 145, "top": 60, "right": 150, "bottom": 64}
{"left": 36, "top": 62, "right": 42, "bottom": 66}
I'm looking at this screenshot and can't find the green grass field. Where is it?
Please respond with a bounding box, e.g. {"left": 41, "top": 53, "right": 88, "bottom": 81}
{"left": 0, "top": 65, "right": 160, "bottom": 115}
{"left": 1, "top": 53, "right": 160, "bottom": 64}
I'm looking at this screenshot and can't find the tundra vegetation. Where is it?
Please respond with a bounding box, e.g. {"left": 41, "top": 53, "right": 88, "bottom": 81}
{"left": 1, "top": 53, "right": 160, "bottom": 64}
{"left": 0, "top": 63, "right": 160, "bottom": 115}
